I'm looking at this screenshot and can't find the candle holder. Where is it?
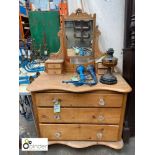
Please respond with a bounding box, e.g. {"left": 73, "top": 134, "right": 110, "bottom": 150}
{"left": 100, "top": 48, "right": 118, "bottom": 85}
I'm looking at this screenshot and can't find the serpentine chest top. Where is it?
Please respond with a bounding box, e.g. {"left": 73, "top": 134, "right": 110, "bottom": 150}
{"left": 27, "top": 72, "right": 131, "bottom": 149}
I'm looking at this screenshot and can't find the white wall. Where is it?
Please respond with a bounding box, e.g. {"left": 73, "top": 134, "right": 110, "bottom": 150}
{"left": 30, "top": 0, "right": 49, "bottom": 10}
{"left": 68, "top": 0, "right": 125, "bottom": 72}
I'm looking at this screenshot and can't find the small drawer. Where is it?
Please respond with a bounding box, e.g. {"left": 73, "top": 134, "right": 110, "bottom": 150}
{"left": 98, "top": 63, "right": 107, "bottom": 69}
{"left": 98, "top": 69, "right": 107, "bottom": 75}
{"left": 37, "top": 108, "right": 121, "bottom": 124}
{"left": 47, "top": 69, "right": 62, "bottom": 75}
{"left": 39, "top": 124, "right": 119, "bottom": 141}
{"left": 35, "top": 93, "right": 123, "bottom": 107}
{"left": 47, "top": 63, "right": 62, "bottom": 69}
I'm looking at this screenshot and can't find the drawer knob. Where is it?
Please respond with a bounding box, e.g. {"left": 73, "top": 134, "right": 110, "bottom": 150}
{"left": 52, "top": 98, "right": 61, "bottom": 104}
{"left": 54, "top": 114, "right": 61, "bottom": 120}
{"left": 55, "top": 132, "right": 61, "bottom": 139}
{"left": 98, "top": 115, "right": 104, "bottom": 121}
{"left": 52, "top": 98, "right": 58, "bottom": 103}
{"left": 96, "top": 132, "right": 103, "bottom": 140}
{"left": 99, "top": 98, "right": 105, "bottom": 106}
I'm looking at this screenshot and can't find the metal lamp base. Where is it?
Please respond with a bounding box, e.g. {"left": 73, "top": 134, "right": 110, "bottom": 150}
{"left": 100, "top": 73, "right": 117, "bottom": 85}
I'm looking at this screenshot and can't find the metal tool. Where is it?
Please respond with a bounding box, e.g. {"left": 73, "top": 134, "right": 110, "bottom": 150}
{"left": 19, "top": 48, "right": 45, "bottom": 72}
{"left": 72, "top": 46, "right": 92, "bottom": 56}
{"left": 19, "top": 47, "right": 43, "bottom": 85}
{"left": 76, "top": 65, "right": 86, "bottom": 81}
{"left": 19, "top": 72, "right": 40, "bottom": 85}
{"left": 19, "top": 76, "right": 33, "bottom": 85}
{"left": 86, "top": 65, "right": 98, "bottom": 85}
{"left": 62, "top": 65, "right": 86, "bottom": 86}
{"left": 62, "top": 65, "right": 98, "bottom": 86}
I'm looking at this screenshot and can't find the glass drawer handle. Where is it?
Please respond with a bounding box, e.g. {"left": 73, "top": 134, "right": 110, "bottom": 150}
{"left": 52, "top": 98, "right": 61, "bottom": 103}
{"left": 99, "top": 98, "right": 105, "bottom": 106}
{"left": 98, "top": 115, "right": 104, "bottom": 121}
{"left": 96, "top": 132, "right": 103, "bottom": 140}
{"left": 54, "top": 114, "right": 61, "bottom": 120}
{"left": 55, "top": 132, "right": 61, "bottom": 139}
{"left": 52, "top": 98, "right": 58, "bottom": 103}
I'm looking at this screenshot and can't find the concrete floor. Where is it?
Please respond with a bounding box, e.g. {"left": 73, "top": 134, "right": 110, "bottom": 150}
{"left": 19, "top": 113, "right": 135, "bottom": 155}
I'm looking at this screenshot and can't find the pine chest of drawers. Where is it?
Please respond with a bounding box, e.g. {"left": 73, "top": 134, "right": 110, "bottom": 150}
{"left": 27, "top": 73, "right": 132, "bottom": 149}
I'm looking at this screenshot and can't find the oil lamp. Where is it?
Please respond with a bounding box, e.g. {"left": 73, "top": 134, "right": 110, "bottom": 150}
{"left": 100, "top": 48, "right": 118, "bottom": 85}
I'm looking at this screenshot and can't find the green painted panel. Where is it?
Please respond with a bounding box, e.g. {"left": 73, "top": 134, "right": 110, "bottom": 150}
{"left": 29, "top": 11, "right": 60, "bottom": 54}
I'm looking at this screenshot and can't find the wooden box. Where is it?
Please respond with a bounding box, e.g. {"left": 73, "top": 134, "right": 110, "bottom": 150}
{"left": 96, "top": 62, "right": 115, "bottom": 75}
{"left": 45, "top": 59, "right": 64, "bottom": 75}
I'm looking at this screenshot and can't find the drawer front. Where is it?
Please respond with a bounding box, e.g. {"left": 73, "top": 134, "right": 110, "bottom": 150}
{"left": 47, "top": 64, "right": 62, "bottom": 69}
{"left": 37, "top": 108, "right": 121, "bottom": 124}
{"left": 39, "top": 124, "right": 119, "bottom": 141}
{"left": 35, "top": 93, "right": 123, "bottom": 107}
{"left": 97, "top": 69, "right": 107, "bottom": 75}
{"left": 47, "top": 69, "right": 62, "bottom": 75}
{"left": 98, "top": 63, "right": 107, "bottom": 69}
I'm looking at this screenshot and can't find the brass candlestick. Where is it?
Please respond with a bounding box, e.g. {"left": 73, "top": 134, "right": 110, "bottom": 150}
{"left": 100, "top": 48, "right": 118, "bottom": 85}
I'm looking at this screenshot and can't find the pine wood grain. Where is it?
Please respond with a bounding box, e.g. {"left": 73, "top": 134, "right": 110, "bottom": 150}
{"left": 31, "top": 92, "right": 40, "bottom": 136}
{"left": 47, "top": 69, "right": 62, "bottom": 75}
{"left": 118, "top": 94, "right": 128, "bottom": 140}
{"left": 98, "top": 63, "right": 107, "bottom": 69}
{"left": 39, "top": 124, "right": 119, "bottom": 141}
{"left": 47, "top": 63, "right": 62, "bottom": 69}
{"left": 27, "top": 73, "right": 132, "bottom": 93}
{"left": 37, "top": 108, "right": 121, "bottom": 124}
{"left": 48, "top": 140, "right": 124, "bottom": 149}
{"left": 35, "top": 93, "right": 123, "bottom": 107}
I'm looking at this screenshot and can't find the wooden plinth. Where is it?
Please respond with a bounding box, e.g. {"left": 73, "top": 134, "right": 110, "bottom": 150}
{"left": 48, "top": 140, "right": 124, "bottom": 149}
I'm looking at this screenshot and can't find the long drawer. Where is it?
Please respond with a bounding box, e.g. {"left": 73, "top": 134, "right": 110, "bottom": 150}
{"left": 35, "top": 93, "right": 123, "bottom": 107}
{"left": 37, "top": 108, "right": 121, "bottom": 124}
{"left": 39, "top": 124, "right": 119, "bottom": 141}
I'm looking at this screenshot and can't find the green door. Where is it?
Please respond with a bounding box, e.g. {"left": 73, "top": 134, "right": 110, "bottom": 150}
{"left": 29, "top": 11, "right": 60, "bottom": 54}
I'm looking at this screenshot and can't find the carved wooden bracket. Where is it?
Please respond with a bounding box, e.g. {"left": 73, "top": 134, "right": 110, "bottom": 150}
{"left": 50, "top": 30, "right": 64, "bottom": 59}
{"left": 66, "top": 8, "right": 94, "bottom": 20}
{"left": 94, "top": 26, "right": 105, "bottom": 58}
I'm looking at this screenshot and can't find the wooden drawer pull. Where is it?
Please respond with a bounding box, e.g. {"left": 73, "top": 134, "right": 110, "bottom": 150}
{"left": 55, "top": 132, "right": 61, "bottom": 139}
{"left": 98, "top": 98, "right": 105, "bottom": 106}
{"left": 96, "top": 132, "right": 103, "bottom": 140}
{"left": 98, "top": 115, "right": 104, "bottom": 121}
{"left": 54, "top": 114, "right": 61, "bottom": 120}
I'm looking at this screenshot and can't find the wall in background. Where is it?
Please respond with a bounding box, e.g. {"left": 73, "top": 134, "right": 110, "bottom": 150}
{"left": 30, "top": 0, "right": 61, "bottom": 10}
{"left": 30, "top": 0, "right": 49, "bottom": 10}
{"left": 68, "top": 0, "right": 125, "bottom": 72}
